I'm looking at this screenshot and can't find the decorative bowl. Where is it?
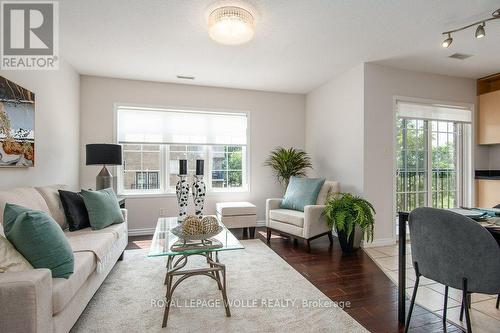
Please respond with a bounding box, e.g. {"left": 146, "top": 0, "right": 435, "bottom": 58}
{"left": 172, "top": 215, "right": 223, "bottom": 240}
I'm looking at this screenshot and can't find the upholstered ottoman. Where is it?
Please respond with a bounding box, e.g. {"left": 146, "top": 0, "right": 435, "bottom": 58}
{"left": 216, "top": 202, "right": 257, "bottom": 238}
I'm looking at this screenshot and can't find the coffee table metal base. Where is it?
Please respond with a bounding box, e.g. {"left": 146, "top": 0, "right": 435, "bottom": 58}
{"left": 162, "top": 251, "right": 231, "bottom": 327}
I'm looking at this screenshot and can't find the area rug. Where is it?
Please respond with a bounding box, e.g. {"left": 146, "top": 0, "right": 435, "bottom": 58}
{"left": 72, "top": 239, "right": 368, "bottom": 332}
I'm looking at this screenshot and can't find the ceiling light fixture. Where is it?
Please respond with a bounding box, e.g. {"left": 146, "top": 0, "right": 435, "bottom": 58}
{"left": 441, "top": 8, "right": 499, "bottom": 47}
{"left": 442, "top": 33, "right": 453, "bottom": 48}
{"left": 475, "top": 23, "right": 486, "bottom": 38}
{"left": 208, "top": 6, "right": 255, "bottom": 45}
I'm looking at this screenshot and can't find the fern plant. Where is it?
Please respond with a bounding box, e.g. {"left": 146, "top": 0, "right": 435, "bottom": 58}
{"left": 323, "top": 193, "right": 376, "bottom": 242}
{"left": 264, "top": 147, "right": 312, "bottom": 188}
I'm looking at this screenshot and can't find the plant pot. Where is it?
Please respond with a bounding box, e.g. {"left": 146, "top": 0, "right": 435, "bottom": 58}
{"left": 336, "top": 225, "right": 362, "bottom": 253}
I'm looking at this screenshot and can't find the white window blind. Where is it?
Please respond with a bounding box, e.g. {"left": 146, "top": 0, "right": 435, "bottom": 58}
{"left": 117, "top": 106, "right": 248, "bottom": 145}
{"left": 396, "top": 101, "right": 471, "bottom": 123}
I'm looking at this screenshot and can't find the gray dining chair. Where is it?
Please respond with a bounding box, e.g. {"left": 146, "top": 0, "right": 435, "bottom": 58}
{"left": 405, "top": 207, "right": 500, "bottom": 333}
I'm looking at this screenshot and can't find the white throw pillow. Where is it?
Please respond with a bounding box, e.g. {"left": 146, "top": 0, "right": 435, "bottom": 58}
{"left": 0, "top": 235, "right": 33, "bottom": 273}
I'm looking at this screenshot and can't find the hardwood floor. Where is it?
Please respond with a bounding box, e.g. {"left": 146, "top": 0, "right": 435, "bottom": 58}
{"left": 128, "top": 227, "right": 464, "bottom": 333}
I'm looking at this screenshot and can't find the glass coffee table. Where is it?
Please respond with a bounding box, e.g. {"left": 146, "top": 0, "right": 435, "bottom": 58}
{"left": 148, "top": 216, "right": 244, "bottom": 327}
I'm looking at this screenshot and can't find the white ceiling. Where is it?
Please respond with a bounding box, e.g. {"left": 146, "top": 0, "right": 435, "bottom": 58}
{"left": 60, "top": 0, "right": 500, "bottom": 94}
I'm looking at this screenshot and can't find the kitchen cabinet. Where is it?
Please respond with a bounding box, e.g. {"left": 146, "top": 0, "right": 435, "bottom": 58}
{"left": 476, "top": 179, "right": 500, "bottom": 208}
{"left": 478, "top": 73, "right": 500, "bottom": 144}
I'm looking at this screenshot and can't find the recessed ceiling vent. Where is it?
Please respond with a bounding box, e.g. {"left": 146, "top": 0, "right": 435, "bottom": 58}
{"left": 448, "top": 53, "right": 473, "bottom": 60}
{"left": 177, "top": 75, "right": 195, "bottom": 80}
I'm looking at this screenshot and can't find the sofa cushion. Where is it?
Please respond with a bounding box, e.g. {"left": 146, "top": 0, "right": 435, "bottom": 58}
{"left": 0, "top": 234, "right": 33, "bottom": 273}
{"left": 52, "top": 251, "right": 96, "bottom": 315}
{"left": 281, "top": 177, "right": 325, "bottom": 212}
{"left": 0, "top": 187, "right": 50, "bottom": 226}
{"left": 269, "top": 209, "right": 305, "bottom": 228}
{"left": 59, "top": 190, "right": 90, "bottom": 231}
{"left": 216, "top": 202, "right": 257, "bottom": 216}
{"left": 81, "top": 189, "right": 124, "bottom": 230}
{"left": 35, "top": 185, "right": 68, "bottom": 230}
{"left": 3, "top": 203, "right": 74, "bottom": 278}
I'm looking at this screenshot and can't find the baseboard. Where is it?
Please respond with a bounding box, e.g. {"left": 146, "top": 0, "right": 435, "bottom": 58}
{"left": 256, "top": 220, "right": 266, "bottom": 227}
{"left": 361, "top": 237, "right": 396, "bottom": 248}
{"left": 128, "top": 228, "right": 156, "bottom": 236}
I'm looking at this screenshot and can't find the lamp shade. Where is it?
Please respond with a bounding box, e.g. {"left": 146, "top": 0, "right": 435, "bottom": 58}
{"left": 86, "top": 144, "right": 122, "bottom": 165}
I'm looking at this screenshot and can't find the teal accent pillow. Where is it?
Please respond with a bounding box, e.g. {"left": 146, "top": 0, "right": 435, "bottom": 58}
{"left": 3, "top": 203, "right": 74, "bottom": 278}
{"left": 280, "top": 177, "right": 326, "bottom": 212}
{"left": 81, "top": 188, "right": 124, "bottom": 230}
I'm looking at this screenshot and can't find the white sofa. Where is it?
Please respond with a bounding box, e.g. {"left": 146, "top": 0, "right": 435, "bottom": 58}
{"left": 0, "top": 186, "right": 128, "bottom": 333}
{"left": 266, "top": 180, "right": 340, "bottom": 252}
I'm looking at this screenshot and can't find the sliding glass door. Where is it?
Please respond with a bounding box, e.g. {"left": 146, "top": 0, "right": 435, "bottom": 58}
{"left": 396, "top": 118, "right": 429, "bottom": 211}
{"left": 395, "top": 100, "right": 471, "bottom": 214}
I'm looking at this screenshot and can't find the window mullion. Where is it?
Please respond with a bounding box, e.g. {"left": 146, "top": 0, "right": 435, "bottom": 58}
{"left": 163, "top": 145, "right": 169, "bottom": 192}
{"left": 426, "top": 121, "right": 432, "bottom": 207}
{"left": 207, "top": 145, "right": 212, "bottom": 191}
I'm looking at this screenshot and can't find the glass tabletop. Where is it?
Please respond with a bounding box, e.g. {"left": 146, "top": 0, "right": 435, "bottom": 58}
{"left": 148, "top": 216, "right": 244, "bottom": 257}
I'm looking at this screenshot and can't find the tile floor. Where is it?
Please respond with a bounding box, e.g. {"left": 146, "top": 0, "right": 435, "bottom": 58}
{"left": 364, "top": 244, "right": 500, "bottom": 332}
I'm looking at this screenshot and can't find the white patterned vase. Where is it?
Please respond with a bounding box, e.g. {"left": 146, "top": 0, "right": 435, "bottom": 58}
{"left": 176, "top": 175, "right": 189, "bottom": 222}
{"left": 192, "top": 175, "right": 206, "bottom": 219}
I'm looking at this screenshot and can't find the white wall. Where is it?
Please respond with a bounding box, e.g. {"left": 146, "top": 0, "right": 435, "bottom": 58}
{"left": 305, "top": 64, "right": 365, "bottom": 194}
{"left": 80, "top": 76, "right": 306, "bottom": 232}
{"left": 306, "top": 63, "right": 480, "bottom": 246}
{"left": 363, "top": 63, "right": 479, "bottom": 244}
{"left": 0, "top": 60, "right": 80, "bottom": 190}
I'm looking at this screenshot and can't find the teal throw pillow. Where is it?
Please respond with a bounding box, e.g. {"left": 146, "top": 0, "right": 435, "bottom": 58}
{"left": 3, "top": 203, "right": 74, "bottom": 278}
{"left": 81, "top": 188, "right": 124, "bottom": 230}
{"left": 280, "top": 177, "right": 326, "bottom": 212}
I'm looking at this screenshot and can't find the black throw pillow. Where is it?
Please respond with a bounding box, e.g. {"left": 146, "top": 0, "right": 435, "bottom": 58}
{"left": 58, "top": 190, "right": 91, "bottom": 231}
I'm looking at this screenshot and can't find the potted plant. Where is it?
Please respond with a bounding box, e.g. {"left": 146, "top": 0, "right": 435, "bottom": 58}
{"left": 264, "top": 147, "right": 312, "bottom": 190}
{"left": 323, "top": 193, "right": 375, "bottom": 253}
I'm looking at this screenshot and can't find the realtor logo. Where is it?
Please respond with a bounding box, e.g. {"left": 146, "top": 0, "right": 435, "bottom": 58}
{"left": 1, "top": 1, "right": 59, "bottom": 70}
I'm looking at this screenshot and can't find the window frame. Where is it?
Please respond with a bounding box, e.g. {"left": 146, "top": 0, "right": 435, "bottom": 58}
{"left": 114, "top": 103, "right": 251, "bottom": 196}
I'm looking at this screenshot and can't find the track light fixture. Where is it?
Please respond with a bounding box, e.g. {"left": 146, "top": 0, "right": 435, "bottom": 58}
{"left": 441, "top": 8, "right": 499, "bottom": 47}
{"left": 442, "top": 33, "right": 453, "bottom": 48}
{"left": 475, "top": 23, "right": 486, "bottom": 38}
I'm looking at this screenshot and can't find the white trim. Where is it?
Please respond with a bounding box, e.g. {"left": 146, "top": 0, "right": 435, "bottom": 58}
{"left": 128, "top": 227, "right": 156, "bottom": 236}
{"left": 361, "top": 237, "right": 397, "bottom": 248}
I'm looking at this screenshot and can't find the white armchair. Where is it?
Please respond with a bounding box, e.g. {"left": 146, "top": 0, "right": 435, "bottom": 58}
{"left": 266, "top": 180, "right": 340, "bottom": 252}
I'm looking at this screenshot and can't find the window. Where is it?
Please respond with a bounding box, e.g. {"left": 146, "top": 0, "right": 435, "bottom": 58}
{"left": 122, "top": 144, "right": 161, "bottom": 191}
{"left": 116, "top": 106, "right": 248, "bottom": 194}
{"left": 395, "top": 100, "right": 472, "bottom": 214}
{"left": 211, "top": 146, "right": 245, "bottom": 188}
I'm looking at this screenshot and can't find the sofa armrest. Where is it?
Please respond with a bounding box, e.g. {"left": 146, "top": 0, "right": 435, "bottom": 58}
{"left": 120, "top": 208, "right": 128, "bottom": 223}
{"left": 266, "top": 198, "right": 283, "bottom": 226}
{"left": 303, "top": 205, "right": 331, "bottom": 239}
{"left": 0, "top": 268, "right": 53, "bottom": 333}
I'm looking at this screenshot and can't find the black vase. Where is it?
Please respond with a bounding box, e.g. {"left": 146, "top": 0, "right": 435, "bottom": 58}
{"left": 337, "top": 229, "right": 358, "bottom": 253}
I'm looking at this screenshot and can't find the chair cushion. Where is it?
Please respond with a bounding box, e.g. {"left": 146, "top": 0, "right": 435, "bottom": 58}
{"left": 216, "top": 202, "right": 257, "bottom": 216}
{"left": 0, "top": 234, "right": 32, "bottom": 273}
{"left": 3, "top": 203, "right": 74, "bottom": 278}
{"left": 0, "top": 187, "right": 50, "bottom": 226}
{"left": 52, "top": 251, "right": 96, "bottom": 315}
{"left": 59, "top": 190, "right": 91, "bottom": 231}
{"left": 281, "top": 177, "right": 325, "bottom": 212}
{"left": 35, "top": 185, "right": 68, "bottom": 230}
{"left": 81, "top": 188, "right": 124, "bottom": 230}
{"left": 269, "top": 209, "right": 305, "bottom": 228}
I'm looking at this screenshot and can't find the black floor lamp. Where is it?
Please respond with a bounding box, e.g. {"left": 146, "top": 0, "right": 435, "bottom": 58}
{"left": 86, "top": 144, "right": 122, "bottom": 190}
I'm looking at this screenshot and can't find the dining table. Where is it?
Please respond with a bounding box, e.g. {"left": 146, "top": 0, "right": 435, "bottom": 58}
{"left": 397, "top": 208, "right": 500, "bottom": 324}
